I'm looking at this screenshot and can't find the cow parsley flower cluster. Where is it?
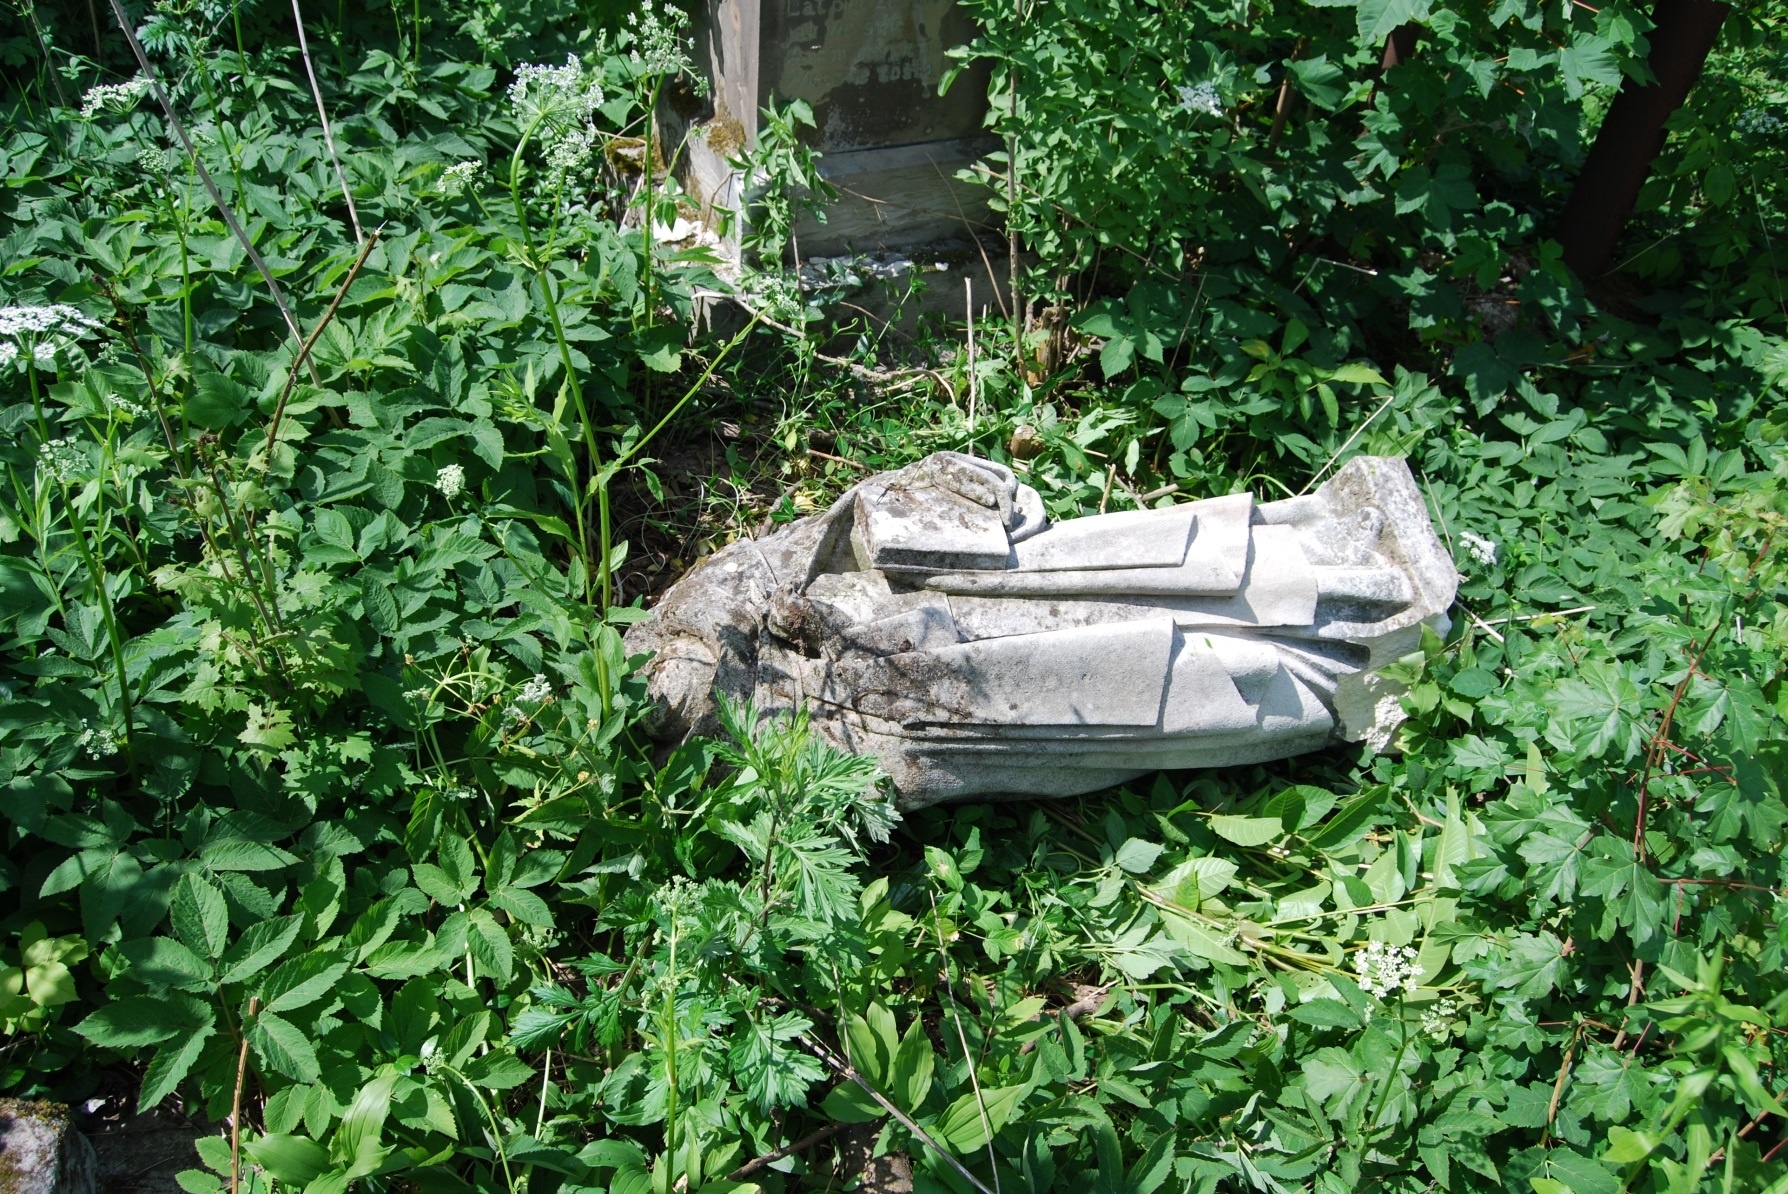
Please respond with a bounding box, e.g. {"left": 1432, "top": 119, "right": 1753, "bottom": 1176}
{"left": 1420, "top": 998, "right": 1459, "bottom": 1040}
{"left": 136, "top": 146, "right": 180, "bottom": 174}
{"left": 517, "top": 673, "right": 553, "bottom": 703}
{"left": 1737, "top": 106, "right": 1785, "bottom": 137}
{"left": 435, "top": 463, "right": 465, "bottom": 498}
{"left": 623, "top": 2, "right": 697, "bottom": 80}
{"left": 1353, "top": 940, "right": 1424, "bottom": 998}
{"left": 76, "top": 720, "right": 122, "bottom": 757}
{"left": 439, "top": 160, "right": 483, "bottom": 196}
{"left": 1459, "top": 530, "right": 1498, "bottom": 568}
{"left": 509, "top": 55, "right": 606, "bottom": 187}
{"left": 545, "top": 128, "right": 598, "bottom": 180}
{"left": 1177, "top": 80, "right": 1223, "bottom": 118}
{"left": 0, "top": 304, "right": 104, "bottom": 372}
{"left": 80, "top": 76, "right": 153, "bottom": 119}
{"left": 509, "top": 55, "right": 604, "bottom": 138}
{"left": 108, "top": 390, "right": 150, "bottom": 419}
{"left": 36, "top": 438, "right": 89, "bottom": 484}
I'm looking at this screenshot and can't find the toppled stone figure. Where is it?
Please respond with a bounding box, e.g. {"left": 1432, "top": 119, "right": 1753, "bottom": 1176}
{"left": 626, "top": 452, "right": 1458, "bottom": 808}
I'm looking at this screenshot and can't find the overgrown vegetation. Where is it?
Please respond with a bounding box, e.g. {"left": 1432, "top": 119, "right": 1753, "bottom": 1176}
{"left": 1, "top": 0, "right": 1786, "bottom": 1189}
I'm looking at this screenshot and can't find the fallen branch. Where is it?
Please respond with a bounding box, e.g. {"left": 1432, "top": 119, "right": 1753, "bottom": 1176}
{"left": 794, "top": 1033, "right": 997, "bottom": 1194}
{"left": 262, "top": 227, "right": 382, "bottom": 461}
{"left": 724, "top": 1121, "right": 849, "bottom": 1181}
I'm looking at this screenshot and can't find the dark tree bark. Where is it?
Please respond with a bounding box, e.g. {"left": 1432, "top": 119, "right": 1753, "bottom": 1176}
{"left": 1555, "top": 0, "right": 1732, "bottom": 280}
{"left": 1379, "top": 23, "right": 1421, "bottom": 73}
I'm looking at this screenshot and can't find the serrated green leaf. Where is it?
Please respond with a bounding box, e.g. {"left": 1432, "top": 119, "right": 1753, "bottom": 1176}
{"left": 250, "top": 1008, "right": 320, "bottom": 1082}
{"left": 139, "top": 1025, "right": 215, "bottom": 1112}
{"left": 171, "top": 873, "right": 230, "bottom": 960}
{"left": 219, "top": 915, "right": 303, "bottom": 985}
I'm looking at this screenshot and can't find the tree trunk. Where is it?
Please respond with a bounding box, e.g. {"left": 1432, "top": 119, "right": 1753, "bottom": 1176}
{"left": 1379, "top": 23, "right": 1420, "bottom": 73}
{"left": 1554, "top": 0, "right": 1731, "bottom": 280}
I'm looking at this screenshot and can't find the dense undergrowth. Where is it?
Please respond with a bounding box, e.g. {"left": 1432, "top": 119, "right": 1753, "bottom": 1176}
{"left": 1, "top": 0, "right": 1787, "bottom": 1190}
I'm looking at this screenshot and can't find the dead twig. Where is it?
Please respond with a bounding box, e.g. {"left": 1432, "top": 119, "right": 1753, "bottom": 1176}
{"left": 795, "top": 1032, "right": 997, "bottom": 1194}
{"left": 230, "top": 996, "right": 261, "bottom": 1194}
{"left": 262, "top": 227, "right": 382, "bottom": 462}
{"left": 808, "top": 448, "right": 872, "bottom": 473}
{"left": 104, "top": 0, "right": 319, "bottom": 385}
{"left": 724, "top": 1121, "right": 850, "bottom": 1181}
{"left": 289, "top": 0, "right": 363, "bottom": 242}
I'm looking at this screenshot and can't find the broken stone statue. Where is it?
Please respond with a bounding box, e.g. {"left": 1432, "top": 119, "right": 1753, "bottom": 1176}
{"left": 626, "top": 452, "right": 1457, "bottom": 808}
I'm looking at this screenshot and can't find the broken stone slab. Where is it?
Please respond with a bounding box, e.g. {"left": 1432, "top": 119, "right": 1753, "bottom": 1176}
{"left": 0, "top": 1100, "right": 97, "bottom": 1194}
{"left": 626, "top": 452, "right": 1458, "bottom": 808}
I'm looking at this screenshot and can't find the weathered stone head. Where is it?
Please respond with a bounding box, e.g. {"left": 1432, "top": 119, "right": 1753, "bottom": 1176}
{"left": 626, "top": 452, "right": 1457, "bottom": 808}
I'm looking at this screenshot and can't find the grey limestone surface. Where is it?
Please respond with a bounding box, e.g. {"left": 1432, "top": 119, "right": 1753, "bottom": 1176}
{"left": 0, "top": 1101, "right": 96, "bottom": 1194}
{"left": 627, "top": 452, "right": 1459, "bottom": 807}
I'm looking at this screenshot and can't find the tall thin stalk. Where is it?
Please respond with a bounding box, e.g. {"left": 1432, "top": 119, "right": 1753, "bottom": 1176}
{"left": 290, "top": 0, "right": 364, "bottom": 242}
{"left": 104, "top": 0, "right": 320, "bottom": 383}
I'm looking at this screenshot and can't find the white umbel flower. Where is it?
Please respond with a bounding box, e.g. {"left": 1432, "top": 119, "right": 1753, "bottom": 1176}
{"left": 37, "top": 438, "right": 88, "bottom": 484}
{"left": 517, "top": 673, "right": 552, "bottom": 703}
{"left": 509, "top": 55, "right": 604, "bottom": 135}
{"left": 1353, "top": 940, "right": 1424, "bottom": 998}
{"left": 435, "top": 464, "right": 465, "bottom": 498}
{"left": 81, "top": 76, "right": 153, "bottom": 119}
{"left": 1459, "top": 530, "right": 1498, "bottom": 568}
{"left": 1177, "top": 81, "right": 1223, "bottom": 118}
{"left": 0, "top": 304, "right": 103, "bottom": 372}
{"left": 439, "top": 160, "right": 483, "bottom": 196}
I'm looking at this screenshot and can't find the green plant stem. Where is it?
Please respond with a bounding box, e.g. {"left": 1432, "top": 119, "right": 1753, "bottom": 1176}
{"left": 445, "top": 1066, "right": 519, "bottom": 1194}
{"left": 59, "top": 485, "right": 137, "bottom": 772}
{"left": 508, "top": 116, "right": 608, "bottom": 614}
